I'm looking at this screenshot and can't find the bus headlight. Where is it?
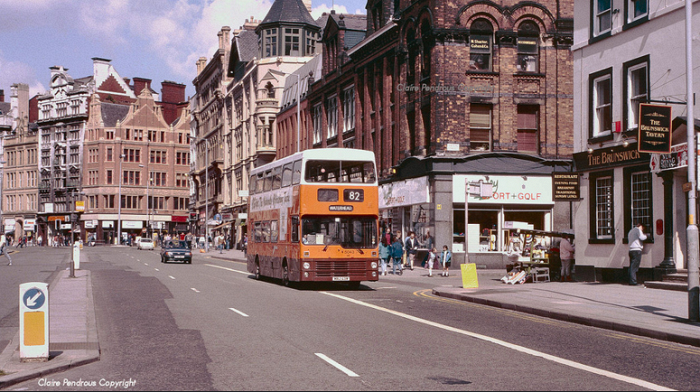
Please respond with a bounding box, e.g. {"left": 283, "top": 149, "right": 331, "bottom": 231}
{"left": 371, "top": 261, "right": 378, "bottom": 269}
{"left": 303, "top": 262, "right": 311, "bottom": 270}
{"left": 304, "top": 272, "right": 309, "bottom": 278}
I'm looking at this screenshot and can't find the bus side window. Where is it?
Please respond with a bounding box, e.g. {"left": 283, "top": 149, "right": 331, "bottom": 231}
{"left": 272, "top": 167, "right": 282, "bottom": 190}
{"left": 282, "top": 163, "right": 293, "bottom": 187}
{"left": 262, "top": 221, "right": 271, "bottom": 242}
{"left": 256, "top": 172, "right": 264, "bottom": 194}
{"left": 249, "top": 174, "right": 257, "bottom": 194}
{"left": 254, "top": 222, "right": 262, "bottom": 242}
{"left": 291, "top": 216, "right": 299, "bottom": 242}
{"left": 270, "top": 220, "right": 278, "bottom": 242}
{"left": 292, "top": 160, "right": 302, "bottom": 185}
{"left": 263, "top": 170, "right": 272, "bottom": 192}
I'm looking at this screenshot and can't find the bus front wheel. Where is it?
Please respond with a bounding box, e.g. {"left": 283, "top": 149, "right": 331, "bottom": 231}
{"left": 254, "top": 260, "right": 261, "bottom": 280}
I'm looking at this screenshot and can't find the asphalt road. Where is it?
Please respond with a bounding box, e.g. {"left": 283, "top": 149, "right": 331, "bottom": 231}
{"left": 4, "top": 246, "right": 700, "bottom": 390}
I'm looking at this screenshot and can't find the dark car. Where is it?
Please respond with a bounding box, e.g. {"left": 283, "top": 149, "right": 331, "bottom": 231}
{"left": 160, "top": 240, "right": 192, "bottom": 264}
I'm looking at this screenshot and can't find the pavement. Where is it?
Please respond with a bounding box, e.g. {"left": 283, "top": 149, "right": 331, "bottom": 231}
{"left": 2, "top": 246, "right": 700, "bottom": 389}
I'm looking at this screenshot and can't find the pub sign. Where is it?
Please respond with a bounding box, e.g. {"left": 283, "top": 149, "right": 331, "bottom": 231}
{"left": 638, "top": 104, "right": 672, "bottom": 153}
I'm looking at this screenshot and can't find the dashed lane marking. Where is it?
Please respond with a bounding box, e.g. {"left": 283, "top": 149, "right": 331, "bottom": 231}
{"left": 322, "top": 291, "right": 674, "bottom": 391}
{"left": 205, "top": 264, "right": 250, "bottom": 275}
{"left": 315, "top": 353, "right": 359, "bottom": 377}
{"left": 169, "top": 275, "right": 176, "bottom": 280}
{"left": 229, "top": 307, "right": 249, "bottom": 317}
{"left": 191, "top": 288, "right": 200, "bottom": 293}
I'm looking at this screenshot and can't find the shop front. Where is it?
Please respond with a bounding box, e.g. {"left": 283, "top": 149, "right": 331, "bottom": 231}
{"left": 388, "top": 153, "right": 572, "bottom": 269}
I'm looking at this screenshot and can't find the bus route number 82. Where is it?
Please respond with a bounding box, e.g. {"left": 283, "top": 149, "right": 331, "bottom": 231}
{"left": 344, "top": 189, "right": 364, "bottom": 202}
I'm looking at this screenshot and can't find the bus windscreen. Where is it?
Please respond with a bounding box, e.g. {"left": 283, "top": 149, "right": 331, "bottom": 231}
{"left": 304, "top": 160, "right": 376, "bottom": 184}
{"left": 301, "top": 216, "right": 377, "bottom": 249}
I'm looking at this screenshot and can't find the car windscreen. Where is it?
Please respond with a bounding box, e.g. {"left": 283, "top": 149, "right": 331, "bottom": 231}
{"left": 301, "top": 216, "right": 377, "bottom": 248}
{"left": 166, "top": 240, "right": 187, "bottom": 249}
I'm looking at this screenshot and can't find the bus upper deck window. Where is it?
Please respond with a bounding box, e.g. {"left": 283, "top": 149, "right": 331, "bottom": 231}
{"left": 282, "top": 163, "right": 293, "bottom": 187}
{"left": 272, "top": 167, "right": 282, "bottom": 190}
{"left": 249, "top": 174, "right": 257, "bottom": 194}
{"left": 292, "top": 160, "right": 302, "bottom": 185}
{"left": 256, "top": 173, "right": 265, "bottom": 194}
{"left": 263, "top": 170, "right": 272, "bottom": 192}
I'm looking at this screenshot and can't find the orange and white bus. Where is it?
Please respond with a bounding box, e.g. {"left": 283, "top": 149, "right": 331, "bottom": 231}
{"left": 246, "top": 148, "right": 379, "bottom": 287}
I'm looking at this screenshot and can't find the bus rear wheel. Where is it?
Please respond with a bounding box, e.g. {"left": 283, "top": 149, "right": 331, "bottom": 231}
{"left": 282, "top": 263, "right": 290, "bottom": 287}
{"left": 254, "top": 261, "right": 261, "bottom": 280}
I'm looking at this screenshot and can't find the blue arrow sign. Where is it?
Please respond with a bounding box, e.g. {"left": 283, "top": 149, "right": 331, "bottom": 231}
{"left": 23, "top": 288, "right": 45, "bottom": 310}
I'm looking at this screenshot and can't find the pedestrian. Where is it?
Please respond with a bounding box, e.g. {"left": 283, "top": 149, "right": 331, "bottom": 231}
{"left": 424, "top": 230, "right": 434, "bottom": 252}
{"left": 627, "top": 222, "right": 647, "bottom": 286}
{"left": 559, "top": 232, "right": 575, "bottom": 282}
{"left": 404, "top": 231, "right": 419, "bottom": 271}
{"left": 242, "top": 234, "right": 248, "bottom": 255}
{"left": 217, "top": 233, "right": 224, "bottom": 254}
{"left": 378, "top": 235, "right": 391, "bottom": 276}
{"left": 426, "top": 247, "right": 438, "bottom": 277}
{"left": 440, "top": 245, "right": 452, "bottom": 277}
{"left": 37, "top": 234, "right": 43, "bottom": 247}
{"left": 391, "top": 233, "right": 404, "bottom": 275}
{"left": 186, "top": 232, "right": 193, "bottom": 250}
{"left": 1, "top": 232, "right": 12, "bottom": 266}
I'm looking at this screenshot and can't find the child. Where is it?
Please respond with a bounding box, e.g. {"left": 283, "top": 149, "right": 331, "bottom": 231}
{"left": 427, "top": 247, "right": 437, "bottom": 277}
{"left": 440, "top": 245, "right": 452, "bottom": 277}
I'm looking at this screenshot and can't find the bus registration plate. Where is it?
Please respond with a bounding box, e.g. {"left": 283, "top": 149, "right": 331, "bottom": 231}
{"left": 332, "top": 277, "right": 350, "bottom": 281}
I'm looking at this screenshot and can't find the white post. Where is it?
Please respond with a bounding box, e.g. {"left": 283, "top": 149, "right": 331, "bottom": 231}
{"left": 685, "top": 0, "right": 699, "bottom": 321}
{"left": 117, "top": 153, "right": 124, "bottom": 245}
{"left": 205, "top": 140, "right": 209, "bottom": 252}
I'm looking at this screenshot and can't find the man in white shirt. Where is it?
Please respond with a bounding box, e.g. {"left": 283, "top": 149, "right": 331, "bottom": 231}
{"left": 1, "top": 233, "right": 12, "bottom": 266}
{"left": 627, "top": 223, "right": 647, "bottom": 286}
{"left": 559, "top": 232, "right": 575, "bottom": 282}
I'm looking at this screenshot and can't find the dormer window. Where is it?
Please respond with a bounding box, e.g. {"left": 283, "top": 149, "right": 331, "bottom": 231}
{"left": 265, "top": 29, "right": 278, "bottom": 57}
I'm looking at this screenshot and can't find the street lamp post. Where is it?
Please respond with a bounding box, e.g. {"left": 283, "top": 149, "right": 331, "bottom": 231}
{"left": 205, "top": 140, "right": 209, "bottom": 252}
{"left": 139, "top": 164, "right": 151, "bottom": 237}
{"left": 117, "top": 153, "right": 125, "bottom": 245}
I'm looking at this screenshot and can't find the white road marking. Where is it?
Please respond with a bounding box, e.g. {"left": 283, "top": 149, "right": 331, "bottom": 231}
{"left": 315, "top": 353, "right": 359, "bottom": 377}
{"left": 144, "top": 263, "right": 148, "bottom": 266}
{"left": 205, "top": 264, "right": 249, "bottom": 275}
{"left": 375, "top": 286, "right": 397, "bottom": 289}
{"left": 321, "top": 292, "right": 674, "bottom": 391}
{"left": 229, "top": 307, "right": 249, "bottom": 317}
{"left": 191, "top": 288, "right": 200, "bottom": 293}
{"left": 169, "top": 275, "right": 176, "bottom": 280}
{"left": 154, "top": 268, "right": 160, "bottom": 271}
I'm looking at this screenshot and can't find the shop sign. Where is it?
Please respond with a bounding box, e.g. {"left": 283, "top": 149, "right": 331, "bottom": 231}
{"left": 102, "top": 221, "right": 115, "bottom": 229}
{"left": 75, "top": 201, "right": 85, "bottom": 212}
{"left": 638, "top": 104, "right": 672, "bottom": 153}
{"left": 122, "top": 221, "right": 143, "bottom": 229}
{"left": 171, "top": 215, "right": 188, "bottom": 223}
{"left": 44, "top": 203, "right": 54, "bottom": 213}
{"left": 552, "top": 173, "right": 580, "bottom": 200}
{"left": 60, "top": 224, "right": 71, "bottom": 230}
{"left": 573, "top": 143, "right": 649, "bottom": 171}
{"left": 24, "top": 225, "right": 35, "bottom": 231}
{"left": 379, "top": 176, "right": 429, "bottom": 209}
{"left": 453, "top": 175, "right": 553, "bottom": 205}
{"left": 222, "top": 213, "right": 233, "bottom": 221}
{"left": 238, "top": 213, "right": 247, "bottom": 220}
{"left": 649, "top": 135, "right": 700, "bottom": 174}
{"left": 85, "top": 221, "right": 96, "bottom": 229}
{"left": 24, "top": 218, "right": 36, "bottom": 226}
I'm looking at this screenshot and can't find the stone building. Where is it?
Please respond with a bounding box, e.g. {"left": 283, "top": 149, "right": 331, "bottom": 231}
{"left": 1, "top": 83, "right": 39, "bottom": 243}
{"left": 571, "top": 0, "right": 700, "bottom": 282}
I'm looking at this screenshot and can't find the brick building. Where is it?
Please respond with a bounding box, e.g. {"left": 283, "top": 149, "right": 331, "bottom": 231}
{"left": 83, "top": 82, "right": 191, "bottom": 244}
{"left": 280, "top": 0, "right": 575, "bottom": 268}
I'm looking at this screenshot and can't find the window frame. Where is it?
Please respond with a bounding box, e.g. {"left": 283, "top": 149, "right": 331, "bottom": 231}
{"left": 623, "top": 166, "right": 654, "bottom": 243}
{"left": 588, "top": 67, "right": 613, "bottom": 140}
{"left": 624, "top": 0, "right": 648, "bottom": 29}
{"left": 622, "top": 55, "right": 650, "bottom": 133}
{"left": 588, "top": 170, "right": 615, "bottom": 244}
{"left": 592, "top": 0, "right": 613, "bottom": 38}
{"left": 469, "top": 103, "right": 492, "bottom": 151}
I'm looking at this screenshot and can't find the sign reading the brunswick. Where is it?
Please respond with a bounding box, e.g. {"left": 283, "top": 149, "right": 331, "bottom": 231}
{"left": 552, "top": 173, "right": 580, "bottom": 200}
{"left": 573, "top": 143, "right": 650, "bottom": 171}
{"left": 638, "top": 104, "right": 672, "bottom": 153}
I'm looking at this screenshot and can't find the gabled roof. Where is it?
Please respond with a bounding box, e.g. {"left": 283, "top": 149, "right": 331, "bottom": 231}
{"left": 228, "top": 29, "right": 259, "bottom": 79}
{"left": 259, "top": 0, "right": 318, "bottom": 28}
{"left": 101, "top": 102, "right": 130, "bottom": 127}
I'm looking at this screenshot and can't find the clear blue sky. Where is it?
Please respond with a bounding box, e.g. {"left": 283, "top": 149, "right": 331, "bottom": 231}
{"left": 0, "top": 0, "right": 367, "bottom": 103}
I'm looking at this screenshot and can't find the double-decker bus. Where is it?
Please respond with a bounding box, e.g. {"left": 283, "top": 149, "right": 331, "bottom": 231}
{"left": 246, "top": 148, "right": 379, "bottom": 287}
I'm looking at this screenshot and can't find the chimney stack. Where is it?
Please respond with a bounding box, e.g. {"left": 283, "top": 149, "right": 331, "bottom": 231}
{"left": 132, "top": 77, "right": 152, "bottom": 96}
{"left": 0, "top": 89, "right": 4, "bottom": 102}
{"left": 196, "top": 57, "right": 207, "bottom": 75}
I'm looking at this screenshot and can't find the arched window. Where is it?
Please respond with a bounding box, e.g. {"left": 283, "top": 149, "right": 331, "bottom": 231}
{"left": 516, "top": 21, "right": 540, "bottom": 73}
{"left": 469, "top": 19, "right": 493, "bottom": 71}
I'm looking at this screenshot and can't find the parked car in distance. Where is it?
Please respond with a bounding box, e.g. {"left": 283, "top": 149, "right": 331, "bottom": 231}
{"left": 160, "top": 240, "right": 192, "bottom": 264}
{"left": 137, "top": 237, "right": 155, "bottom": 250}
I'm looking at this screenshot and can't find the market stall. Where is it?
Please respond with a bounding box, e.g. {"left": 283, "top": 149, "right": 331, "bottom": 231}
{"left": 502, "top": 229, "right": 572, "bottom": 284}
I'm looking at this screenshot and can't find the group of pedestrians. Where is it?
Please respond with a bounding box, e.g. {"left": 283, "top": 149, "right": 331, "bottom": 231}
{"left": 377, "top": 229, "right": 452, "bottom": 277}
